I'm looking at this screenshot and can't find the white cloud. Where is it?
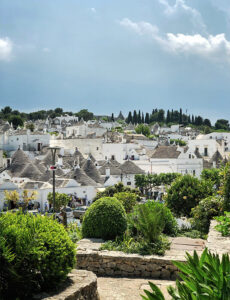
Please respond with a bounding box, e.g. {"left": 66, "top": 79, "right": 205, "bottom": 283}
{"left": 158, "top": 0, "right": 206, "bottom": 32}
{"left": 0, "top": 37, "right": 12, "bottom": 61}
{"left": 119, "top": 18, "right": 230, "bottom": 61}
{"left": 119, "top": 18, "right": 159, "bottom": 36}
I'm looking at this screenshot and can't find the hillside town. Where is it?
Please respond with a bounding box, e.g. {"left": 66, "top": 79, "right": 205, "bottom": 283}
{"left": 0, "top": 110, "right": 229, "bottom": 212}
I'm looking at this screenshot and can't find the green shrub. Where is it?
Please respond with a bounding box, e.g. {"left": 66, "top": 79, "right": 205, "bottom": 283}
{"left": 146, "top": 201, "right": 178, "bottom": 236}
{"left": 142, "top": 248, "right": 230, "bottom": 299}
{"left": 165, "top": 175, "right": 212, "bottom": 217}
{"left": 82, "top": 197, "right": 127, "bottom": 240}
{"left": 100, "top": 234, "right": 170, "bottom": 256}
{"left": 130, "top": 203, "right": 165, "bottom": 243}
{"left": 0, "top": 211, "right": 76, "bottom": 299}
{"left": 114, "top": 192, "right": 138, "bottom": 213}
{"left": 67, "top": 222, "right": 82, "bottom": 243}
{"left": 191, "top": 196, "right": 222, "bottom": 233}
{"left": 215, "top": 212, "right": 230, "bottom": 236}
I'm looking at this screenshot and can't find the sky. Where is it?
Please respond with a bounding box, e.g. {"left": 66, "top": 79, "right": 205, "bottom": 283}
{"left": 0, "top": 0, "right": 230, "bottom": 123}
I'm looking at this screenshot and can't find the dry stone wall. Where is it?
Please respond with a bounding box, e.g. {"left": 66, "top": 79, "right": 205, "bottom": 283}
{"left": 77, "top": 239, "right": 184, "bottom": 280}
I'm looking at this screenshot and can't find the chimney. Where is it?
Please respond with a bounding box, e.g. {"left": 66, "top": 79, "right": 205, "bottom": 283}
{"left": 105, "top": 168, "right": 110, "bottom": 177}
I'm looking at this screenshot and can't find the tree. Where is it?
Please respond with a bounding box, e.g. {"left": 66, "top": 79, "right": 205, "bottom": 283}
{"left": 9, "top": 115, "right": 24, "bottom": 129}
{"left": 145, "top": 113, "right": 150, "bottom": 124}
{"left": 21, "top": 190, "right": 38, "bottom": 211}
{"left": 133, "top": 110, "right": 138, "bottom": 124}
{"left": 135, "top": 124, "right": 150, "bottom": 136}
{"left": 203, "top": 118, "right": 211, "bottom": 127}
{"left": 76, "top": 109, "right": 94, "bottom": 121}
{"left": 137, "top": 110, "right": 141, "bottom": 124}
{"left": 166, "top": 110, "right": 171, "bottom": 124}
{"left": 165, "top": 175, "right": 213, "bottom": 217}
{"left": 47, "top": 192, "right": 71, "bottom": 212}
{"left": 141, "top": 112, "right": 145, "bottom": 123}
{"left": 54, "top": 108, "right": 63, "bottom": 115}
{"left": 26, "top": 123, "right": 35, "bottom": 132}
{"left": 179, "top": 108, "right": 182, "bottom": 124}
{"left": 215, "top": 119, "right": 229, "bottom": 131}
{"left": 1, "top": 106, "right": 12, "bottom": 115}
{"left": 111, "top": 113, "right": 114, "bottom": 122}
{"left": 126, "top": 111, "right": 133, "bottom": 124}
{"left": 157, "top": 109, "right": 165, "bottom": 123}
{"left": 114, "top": 192, "right": 138, "bottom": 213}
{"left": 4, "top": 190, "right": 19, "bottom": 210}
{"left": 195, "top": 116, "right": 203, "bottom": 126}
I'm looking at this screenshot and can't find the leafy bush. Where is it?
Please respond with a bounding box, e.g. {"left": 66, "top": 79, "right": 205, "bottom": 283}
{"left": 114, "top": 192, "right": 138, "bottom": 213}
{"left": 201, "top": 168, "right": 221, "bottom": 190}
{"left": 191, "top": 195, "right": 222, "bottom": 233}
{"left": 100, "top": 234, "right": 170, "bottom": 256}
{"left": 141, "top": 248, "right": 230, "bottom": 299}
{"left": 130, "top": 203, "right": 165, "bottom": 243}
{"left": 177, "top": 228, "right": 206, "bottom": 239}
{"left": 82, "top": 197, "right": 127, "bottom": 240}
{"left": 0, "top": 211, "right": 76, "bottom": 299}
{"left": 145, "top": 201, "right": 178, "bottom": 236}
{"left": 215, "top": 212, "right": 230, "bottom": 236}
{"left": 47, "top": 192, "right": 71, "bottom": 212}
{"left": 165, "top": 175, "right": 212, "bottom": 217}
{"left": 93, "top": 182, "right": 140, "bottom": 201}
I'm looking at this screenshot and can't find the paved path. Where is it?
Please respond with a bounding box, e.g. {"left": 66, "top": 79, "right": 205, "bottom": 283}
{"left": 97, "top": 277, "right": 175, "bottom": 300}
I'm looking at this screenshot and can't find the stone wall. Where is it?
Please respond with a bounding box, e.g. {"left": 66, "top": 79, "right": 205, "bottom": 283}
{"left": 33, "top": 270, "right": 99, "bottom": 300}
{"left": 77, "top": 239, "right": 185, "bottom": 280}
{"left": 207, "top": 220, "right": 230, "bottom": 256}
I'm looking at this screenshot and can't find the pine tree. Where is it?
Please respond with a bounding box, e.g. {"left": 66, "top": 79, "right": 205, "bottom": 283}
{"left": 141, "top": 112, "right": 145, "bottom": 123}
{"left": 166, "top": 110, "right": 171, "bottom": 124}
{"left": 133, "top": 110, "right": 138, "bottom": 124}
{"left": 145, "top": 113, "right": 150, "bottom": 124}
{"left": 179, "top": 108, "right": 182, "bottom": 124}
{"left": 111, "top": 113, "right": 114, "bottom": 122}
{"left": 126, "top": 111, "right": 132, "bottom": 124}
{"left": 192, "top": 115, "right": 194, "bottom": 124}
{"left": 137, "top": 110, "right": 141, "bottom": 124}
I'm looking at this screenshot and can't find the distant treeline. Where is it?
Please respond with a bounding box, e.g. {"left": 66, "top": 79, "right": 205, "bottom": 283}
{"left": 126, "top": 108, "right": 230, "bottom": 131}
{"left": 0, "top": 106, "right": 229, "bottom": 132}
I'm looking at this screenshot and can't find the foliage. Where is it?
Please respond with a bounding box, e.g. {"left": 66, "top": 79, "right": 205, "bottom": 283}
{"left": 135, "top": 173, "right": 180, "bottom": 194}
{"left": 82, "top": 197, "right": 127, "bottom": 240}
{"left": 47, "top": 192, "right": 71, "bottom": 212}
{"left": 201, "top": 168, "right": 221, "bottom": 190}
{"left": 8, "top": 115, "right": 24, "bottom": 129}
{"left": 26, "top": 123, "right": 35, "bottom": 132}
{"left": 129, "top": 203, "right": 165, "bottom": 243}
{"left": 141, "top": 248, "right": 230, "bottom": 299}
{"left": 4, "top": 190, "right": 19, "bottom": 208}
{"left": 75, "top": 109, "right": 94, "bottom": 121}
{"left": 67, "top": 222, "right": 82, "bottom": 243}
{"left": 191, "top": 196, "right": 222, "bottom": 233}
{"left": 135, "top": 124, "right": 150, "bottom": 136}
{"left": 21, "top": 190, "right": 38, "bottom": 211}
{"left": 113, "top": 192, "right": 138, "bottom": 213}
{"left": 93, "top": 182, "right": 140, "bottom": 201}
{"left": 0, "top": 211, "right": 76, "bottom": 299}
{"left": 221, "top": 162, "right": 230, "bottom": 211}
{"left": 215, "top": 119, "right": 229, "bottom": 131}
{"left": 165, "top": 175, "right": 213, "bottom": 217}
{"left": 101, "top": 233, "right": 170, "bottom": 256}
{"left": 177, "top": 227, "right": 206, "bottom": 239}
{"left": 145, "top": 201, "right": 178, "bottom": 236}
{"left": 215, "top": 212, "right": 230, "bottom": 236}
{"left": 170, "top": 139, "right": 186, "bottom": 146}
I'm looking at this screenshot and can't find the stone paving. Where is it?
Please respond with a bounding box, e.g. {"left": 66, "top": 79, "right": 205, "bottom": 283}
{"left": 97, "top": 277, "right": 175, "bottom": 300}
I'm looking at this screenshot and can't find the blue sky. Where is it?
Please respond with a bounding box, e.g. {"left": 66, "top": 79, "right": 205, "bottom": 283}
{"left": 0, "top": 0, "right": 230, "bottom": 122}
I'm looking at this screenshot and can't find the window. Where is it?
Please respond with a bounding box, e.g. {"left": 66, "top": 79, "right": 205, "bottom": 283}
{"left": 127, "top": 182, "right": 131, "bottom": 185}
{"left": 111, "top": 155, "right": 115, "bottom": 160}
{"left": 193, "top": 170, "right": 196, "bottom": 176}
{"left": 189, "top": 154, "right": 191, "bottom": 159}
{"left": 204, "top": 147, "right": 208, "bottom": 156}
{"left": 96, "top": 147, "right": 99, "bottom": 150}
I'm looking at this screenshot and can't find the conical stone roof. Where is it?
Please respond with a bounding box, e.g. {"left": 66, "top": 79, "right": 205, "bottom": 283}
{"left": 119, "top": 160, "right": 145, "bottom": 175}
{"left": 9, "top": 149, "right": 31, "bottom": 176}
{"left": 99, "top": 161, "right": 121, "bottom": 176}
{"left": 65, "top": 167, "right": 97, "bottom": 186}
{"left": 19, "top": 163, "right": 42, "bottom": 180}
{"left": 82, "top": 159, "right": 103, "bottom": 184}
{"left": 42, "top": 151, "right": 58, "bottom": 166}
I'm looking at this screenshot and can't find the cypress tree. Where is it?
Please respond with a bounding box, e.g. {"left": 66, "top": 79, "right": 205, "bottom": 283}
{"left": 137, "top": 110, "right": 141, "bottom": 124}
{"left": 145, "top": 113, "right": 150, "bottom": 124}
{"left": 141, "top": 112, "right": 145, "bottom": 123}
{"left": 133, "top": 110, "right": 138, "bottom": 124}
{"left": 126, "top": 111, "right": 132, "bottom": 124}
{"left": 166, "top": 110, "right": 171, "bottom": 124}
